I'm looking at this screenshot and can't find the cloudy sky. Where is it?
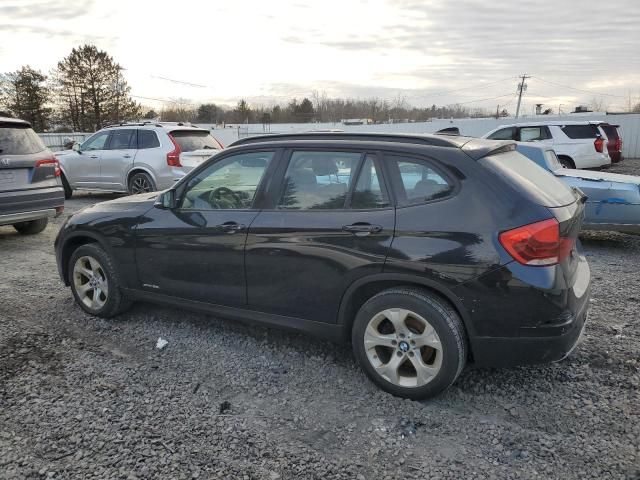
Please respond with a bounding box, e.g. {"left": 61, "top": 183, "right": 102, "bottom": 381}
{"left": 1, "top": 0, "right": 639, "bottom": 113}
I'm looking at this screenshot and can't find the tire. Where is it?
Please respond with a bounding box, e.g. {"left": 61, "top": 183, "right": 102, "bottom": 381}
{"left": 128, "top": 172, "right": 155, "bottom": 195}
{"left": 558, "top": 156, "right": 575, "bottom": 169}
{"left": 61, "top": 174, "right": 73, "bottom": 199}
{"left": 13, "top": 218, "right": 48, "bottom": 235}
{"left": 352, "top": 287, "right": 467, "bottom": 400}
{"left": 68, "top": 243, "right": 132, "bottom": 318}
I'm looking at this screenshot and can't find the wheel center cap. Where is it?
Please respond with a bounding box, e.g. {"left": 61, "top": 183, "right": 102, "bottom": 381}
{"left": 398, "top": 341, "right": 410, "bottom": 353}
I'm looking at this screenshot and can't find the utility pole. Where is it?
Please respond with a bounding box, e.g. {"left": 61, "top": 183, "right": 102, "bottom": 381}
{"left": 514, "top": 74, "right": 530, "bottom": 119}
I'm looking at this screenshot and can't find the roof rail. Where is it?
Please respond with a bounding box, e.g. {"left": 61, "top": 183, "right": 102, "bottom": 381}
{"left": 103, "top": 121, "right": 163, "bottom": 128}
{"left": 229, "top": 132, "right": 463, "bottom": 148}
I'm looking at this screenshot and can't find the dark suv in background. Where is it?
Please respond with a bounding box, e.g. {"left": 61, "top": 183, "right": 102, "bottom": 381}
{"left": 0, "top": 117, "right": 64, "bottom": 234}
{"left": 55, "top": 132, "right": 591, "bottom": 399}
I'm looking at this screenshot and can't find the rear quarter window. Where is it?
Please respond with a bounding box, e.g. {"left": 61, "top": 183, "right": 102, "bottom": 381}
{"left": 560, "top": 124, "right": 600, "bottom": 139}
{"left": 0, "top": 124, "right": 46, "bottom": 155}
{"left": 480, "top": 150, "right": 575, "bottom": 207}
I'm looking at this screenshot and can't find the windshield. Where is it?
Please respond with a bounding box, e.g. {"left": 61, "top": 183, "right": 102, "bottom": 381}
{"left": 170, "top": 130, "right": 219, "bottom": 152}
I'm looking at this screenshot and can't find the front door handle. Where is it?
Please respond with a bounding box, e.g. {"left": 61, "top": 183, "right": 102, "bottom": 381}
{"left": 216, "top": 221, "right": 246, "bottom": 233}
{"left": 342, "top": 223, "right": 383, "bottom": 235}
{"left": 90, "top": 155, "right": 99, "bottom": 159}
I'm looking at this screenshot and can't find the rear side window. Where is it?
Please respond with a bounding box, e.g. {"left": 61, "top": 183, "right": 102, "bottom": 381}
{"left": 487, "top": 127, "right": 516, "bottom": 140}
{"left": 351, "top": 155, "right": 389, "bottom": 209}
{"left": 519, "top": 126, "right": 551, "bottom": 141}
{"left": 0, "top": 124, "right": 46, "bottom": 155}
{"left": 561, "top": 124, "right": 600, "bottom": 139}
{"left": 278, "top": 151, "right": 360, "bottom": 210}
{"left": 107, "top": 129, "right": 135, "bottom": 150}
{"left": 388, "top": 155, "right": 454, "bottom": 205}
{"left": 481, "top": 150, "right": 575, "bottom": 207}
{"left": 170, "top": 130, "right": 219, "bottom": 152}
{"left": 138, "top": 130, "right": 160, "bottom": 149}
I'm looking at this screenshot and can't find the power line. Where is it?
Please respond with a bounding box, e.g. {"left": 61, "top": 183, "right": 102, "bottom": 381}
{"left": 531, "top": 76, "right": 625, "bottom": 98}
{"left": 150, "top": 75, "right": 207, "bottom": 88}
{"left": 454, "top": 93, "right": 516, "bottom": 106}
{"left": 406, "top": 76, "right": 518, "bottom": 99}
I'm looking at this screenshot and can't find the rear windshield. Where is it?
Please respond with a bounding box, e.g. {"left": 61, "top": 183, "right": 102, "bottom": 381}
{"left": 561, "top": 124, "right": 600, "bottom": 139}
{"left": 480, "top": 150, "right": 575, "bottom": 207}
{"left": 170, "top": 130, "right": 219, "bottom": 152}
{"left": 0, "top": 124, "right": 47, "bottom": 155}
{"left": 600, "top": 125, "right": 619, "bottom": 140}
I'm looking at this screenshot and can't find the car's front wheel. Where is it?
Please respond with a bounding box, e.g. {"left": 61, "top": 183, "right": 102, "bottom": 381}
{"left": 352, "top": 287, "right": 467, "bottom": 400}
{"left": 69, "top": 243, "right": 131, "bottom": 317}
{"left": 13, "top": 218, "right": 48, "bottom": 235}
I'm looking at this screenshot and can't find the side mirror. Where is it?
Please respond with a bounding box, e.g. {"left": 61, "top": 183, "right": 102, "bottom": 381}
{"left": 155, "top": 189, "right": 177, "bottom": 209}
{"left": 72, "top": 143, "right": 82, "bottom": 153}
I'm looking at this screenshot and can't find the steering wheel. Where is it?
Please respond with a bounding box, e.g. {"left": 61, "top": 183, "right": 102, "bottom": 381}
{"left": 207, "top": 187, "right": 242, "bottom": 209}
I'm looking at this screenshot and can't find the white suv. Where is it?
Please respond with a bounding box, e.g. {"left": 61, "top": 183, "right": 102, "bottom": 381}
{"left": 55, "top": 122, "right": 223, "bottom": 198}
{"left": 483, "top": 121, "right": 610, "bottom": 169}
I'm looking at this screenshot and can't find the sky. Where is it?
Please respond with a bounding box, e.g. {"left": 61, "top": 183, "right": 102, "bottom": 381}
{"left": 1, "top": 0, "right": 639, "bottom": 114}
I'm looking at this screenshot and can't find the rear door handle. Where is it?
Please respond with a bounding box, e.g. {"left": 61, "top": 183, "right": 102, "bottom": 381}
{"left": 90, "top": 155, "right": 99, "bottom": 159}
{"left": 216, "top": 221, "right": 246, "bottom": 233}
{"left": 342, "top": 223, "right": 383, "bottom": 235}
{"left": 123, "top": 154, "right": 132, "bottom": 159}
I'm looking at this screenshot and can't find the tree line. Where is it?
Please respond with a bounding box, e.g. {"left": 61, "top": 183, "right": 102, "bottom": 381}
{"left": 3, "top": 44, "right": 639, "bottom": 133}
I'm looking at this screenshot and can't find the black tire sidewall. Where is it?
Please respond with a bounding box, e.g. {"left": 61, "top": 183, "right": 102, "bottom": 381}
{"left": 68, "top": 244, "right": 122, "bottom": 317}
{"left": 61, "top": 174, "right": 73, "bottom": 199}
{"left": 13, "top": 218, "right": 48, "bottom": 235}
{"left": 128, "top": 172, "right": 155, "bottom": 195}
{"left": 352, "top": 290, "right": 465, "bottom": 399}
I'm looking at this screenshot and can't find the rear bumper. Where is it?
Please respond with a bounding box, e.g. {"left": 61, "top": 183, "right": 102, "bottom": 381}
{"left": 0, "top": 186, "right": 64, "bottom": 226}
{"left": 583, "top": 222, "right": 640, "bottom": 234}
{"left": 0, "top": 208, "right": 59, "bottom": 226}
{"left": 471, "top": 295, "right": 589, "bottom": 367}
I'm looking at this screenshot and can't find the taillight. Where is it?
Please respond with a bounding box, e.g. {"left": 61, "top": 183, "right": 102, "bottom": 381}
{"left": 499, "top": 219, "right": 574, "bottom": 266}
{"left": 35, "top": 158, "right": 61, "bottom": 177}
{"left": 594, "top": 136, "right": 604, "bottom": 153}
{"left": 616, "top": 138, "right": 622, "bottom": 151}
{"left": 167, "top": 135, "right": 182, "bottom": 167}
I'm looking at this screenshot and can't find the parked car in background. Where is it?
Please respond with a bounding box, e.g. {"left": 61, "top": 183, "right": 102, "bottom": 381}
{"left": 0, "top": 117, "right": 64, "bottom": 234}
{"left": 516, "top": 143, "right": 639, "bottom": 233}
{"left": 483, "top": 121, "right": 611, "bottom": 169}
{"left": 55, "top": 122, "right": 223, "bottom": 198}
{"left": 594, "top": 122, "right": 623, "bottom": 163}
{"left": 55, "top": 132, "right": 591, "bottom": 399}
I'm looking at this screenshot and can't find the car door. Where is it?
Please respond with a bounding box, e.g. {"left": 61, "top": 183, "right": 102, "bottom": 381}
{"left": 245, "top": 149, "right": 395, "bottom": 323}
{"left": 99, "top": 129, "right": 137, "bottom": 190}
{"left": 64, "top": 130, "right": 110, "bottom": 188}
{"left": 134, "top": 149, "right": 278, "bottom": 306}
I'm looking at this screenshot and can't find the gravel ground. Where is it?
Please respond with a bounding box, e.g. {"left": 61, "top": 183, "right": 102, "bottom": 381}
{"left": 1, "top": 161, "right": 639, "bottom": 479}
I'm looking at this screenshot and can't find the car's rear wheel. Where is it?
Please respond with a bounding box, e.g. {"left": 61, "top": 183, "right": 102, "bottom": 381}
{"left": 128, "top": 172, "right": 155, "bottom": 195}
{"left": 61, "top": 174, "right": 73, "bottom": 199}
{"left": 352, "top": 287, "right": 467, "bottom": 399}
{"left": 69, "top": 243, "right": 131, "bottom": 317}
{"left": 13, "top": 218, "right": 48, "bottom": 235}
{"left": 558, "top": 156, "right": 575, "bottom": 169}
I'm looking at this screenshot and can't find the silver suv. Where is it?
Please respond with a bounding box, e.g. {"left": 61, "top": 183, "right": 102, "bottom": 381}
{"left": 55, "top": 122, "right": 223, "bottom": 198}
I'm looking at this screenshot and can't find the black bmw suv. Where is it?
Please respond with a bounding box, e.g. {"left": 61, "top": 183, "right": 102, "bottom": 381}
{"left": 55, "top": 133, "right": 591, "bottom": 399}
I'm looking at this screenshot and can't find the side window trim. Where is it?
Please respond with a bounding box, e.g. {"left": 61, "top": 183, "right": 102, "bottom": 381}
{"left": 382, "top": 151, "right": 458, "bottom": 208}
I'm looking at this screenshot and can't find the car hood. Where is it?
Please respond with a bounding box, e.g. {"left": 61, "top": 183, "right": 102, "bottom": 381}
{"left": 554, "top": 168, "right": 640, "bottom": 186}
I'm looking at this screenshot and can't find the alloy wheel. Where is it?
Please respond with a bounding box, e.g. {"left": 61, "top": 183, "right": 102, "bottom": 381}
{"left": 131, "top": 175, "right": 151, "bottom": 194}
{"left": 72, "top": 256, "right": 109, "bottom": 310}
{"left": 364, "top": 308, "right": 443, "bottom": 388}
